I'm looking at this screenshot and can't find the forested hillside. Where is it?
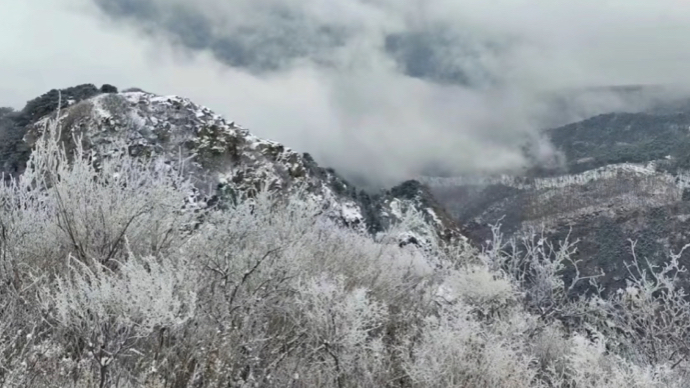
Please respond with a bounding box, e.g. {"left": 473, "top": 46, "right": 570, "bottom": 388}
{"left": 426, "top": 97, "right": 690, "bottom": 299}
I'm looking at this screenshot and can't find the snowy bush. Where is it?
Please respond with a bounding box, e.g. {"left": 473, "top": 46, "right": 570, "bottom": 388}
{"left": 546, "top": 330, "right": 685, "bottom": 388}
{"left": 39, "top": 253, "right": 197, "bottom": 387}
{"left": 16, "top": 103, "right": 197, "bottom": 274}
{"left": 583, "top": 240, "right": 690, "bottom": 375}
{"left": 401, "top": 301, "right": 538, "bottom": 388}
{"left": 484, "top": 223, "right": 601, "bottom": 323}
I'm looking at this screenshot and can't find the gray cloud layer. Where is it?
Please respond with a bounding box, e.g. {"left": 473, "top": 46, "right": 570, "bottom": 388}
{"left": 3, "top": 0, "right": 690, "bottom": 186}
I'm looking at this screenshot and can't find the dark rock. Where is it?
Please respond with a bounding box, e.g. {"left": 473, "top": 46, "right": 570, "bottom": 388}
{"left": 100, "top": 84, "right": 119, "bottom": 93}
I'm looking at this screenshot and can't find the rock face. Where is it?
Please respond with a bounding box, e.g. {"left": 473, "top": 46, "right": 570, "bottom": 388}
{"left": 425, "top": 106, "right": 690, "bottom": 292}
{"left": 8, "top": 86, "right": 467, "bottom": 250}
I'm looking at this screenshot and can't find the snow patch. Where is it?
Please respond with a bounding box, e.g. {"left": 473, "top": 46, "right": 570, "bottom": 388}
{"left": 91, "top": 94, "right": 113, "bottom": 119}
{"left": 389, "top": 199, "right": 403, "bottom": 219}
{"left": 340, "top": 202, "right": 363, "bottom": 224}
{"left": 426, "top": 208, "right": 442, "bottom": 225}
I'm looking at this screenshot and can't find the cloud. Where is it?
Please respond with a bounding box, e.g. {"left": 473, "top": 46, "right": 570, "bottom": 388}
{"left": 3, "top": 0, "right": 690, "bottom": 187}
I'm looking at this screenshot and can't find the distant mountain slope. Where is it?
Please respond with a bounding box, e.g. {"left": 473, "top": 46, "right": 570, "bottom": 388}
{"left": 547, "top": 112, "right": 690, "bottom": 174}
{"left": 425, "top": 105, "right": 690, "bottom": 292}
{"left": 3, "top": 85, "right": 467, "bottom": 251}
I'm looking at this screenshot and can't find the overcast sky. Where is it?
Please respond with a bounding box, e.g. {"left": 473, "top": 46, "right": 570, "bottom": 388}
{"left": 3, "top": 0, "right": 690, "bottom": 186}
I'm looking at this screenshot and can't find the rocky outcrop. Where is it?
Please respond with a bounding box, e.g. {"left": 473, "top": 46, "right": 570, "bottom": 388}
{"left": 17, "top": 88, "right": 468, "bottom": 250}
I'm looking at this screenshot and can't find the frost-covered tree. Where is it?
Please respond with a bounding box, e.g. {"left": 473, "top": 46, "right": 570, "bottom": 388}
{"left": 583, "top": 240, "right": 690, "bottom": 375}
{"left": 39, "top": 253, "right": 197, "bottom": 388}
{"left": 0, "top": 97, "right": 200, "bottom": 386}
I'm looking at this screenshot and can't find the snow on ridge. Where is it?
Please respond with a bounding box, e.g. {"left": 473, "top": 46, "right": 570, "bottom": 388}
{"left": 522, "top": 192, "right": 681, "bottom": 231}
{"left": 420, "top": 162, "right": 690, "bottom": 191}
{"left": 427, "top": 208, "right": 442, "bottom": 226}
{"left": 39, "top": 90, "right": 457, "bottom": 244}
{"left": 119, "top": 92, "right": 298, "bottom": 156}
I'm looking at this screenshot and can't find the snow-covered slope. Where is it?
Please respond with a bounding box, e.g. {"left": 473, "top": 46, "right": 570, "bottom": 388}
{"left": 424, "top": 108, "right": 690, "bottom": 293}
{"left": 421, "top": 161, "right": 690, "bottom": 191}
{"left": 425, "top": 161, "right": 690, "bottom": 243}
{"left": 22, "top": 89, "right": 468, "bottom": 250}
{"left": 423, "top": 162, "right": 690, "bottom": 229}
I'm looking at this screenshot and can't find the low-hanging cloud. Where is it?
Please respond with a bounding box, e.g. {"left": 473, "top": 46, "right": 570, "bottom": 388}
{"left": 3, "top": 0, "right": 690, "bottom": 187}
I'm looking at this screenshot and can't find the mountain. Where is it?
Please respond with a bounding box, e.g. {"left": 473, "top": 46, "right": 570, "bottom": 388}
{"left": 0, "top": 84, "right": 107, "bottom": 178}
{"left": 424, "top": 102, "right": 690, "bottom": 293}
{"left": 1, "top": 84, "right": 467, "bottom": 252}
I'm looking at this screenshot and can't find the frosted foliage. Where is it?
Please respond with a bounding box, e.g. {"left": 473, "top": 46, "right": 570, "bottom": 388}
{"left": 402, "top": 302, "right": 538, "bottom": 388}
{"left": 581, "top": 241, "right": 690, "bottom": 377}
{"left": 439, "top": 265, "right": 515, "bottom": 306}
{"left": 551, "top": 331, "right": 684, "bottom": 388}
{"left": 292, "top": 275, "right": 388, "bottom": 384}
{"left": 43, "top": 254, "right": 196, "bottom": 336}
{"left": 5, "top": 104, "right": 690, "bottom": 386}
{"left": 0, "top": 163, "right": 59, "bottom": 276}
{"left": 37, "top": 253, "right": 197, "bottom": 387}
{"left": 530, "top": 322, "right": 570, "bottom": 374}
{"left": 18, "top": 111, "right": 197, "bottom": 267}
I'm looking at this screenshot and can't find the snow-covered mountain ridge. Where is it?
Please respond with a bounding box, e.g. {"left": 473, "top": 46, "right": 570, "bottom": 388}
{"left": 424, "top": 161, "right": 689, "bottom": 228}
{"left": 423, "top": 104, "right": 690, "bottom": 292}
{"left": 19, "top": 87, "right": 467, "bottom": 250}
{"left": 420, "top": 161, "right": 690, "bottom": 191}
